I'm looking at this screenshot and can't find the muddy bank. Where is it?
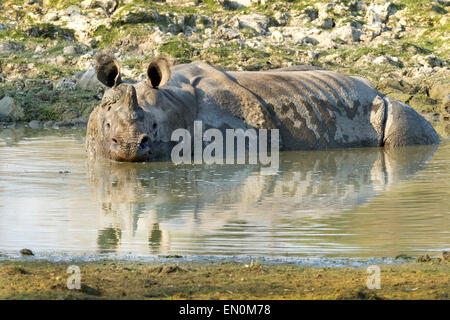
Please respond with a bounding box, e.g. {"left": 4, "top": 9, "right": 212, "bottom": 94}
{"left": 0, "top": 258, "right": 448, "bottom": 300}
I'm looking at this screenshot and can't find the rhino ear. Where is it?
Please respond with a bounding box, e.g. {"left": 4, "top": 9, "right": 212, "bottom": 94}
{"left": 146, "top": 57, "right": 171, "bottom": 89}
{"left": 95, "top": 53, "right": 121, "bottom": 88}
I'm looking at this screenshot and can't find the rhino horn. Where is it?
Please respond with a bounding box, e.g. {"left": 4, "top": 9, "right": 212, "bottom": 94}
{"left": 124, "top": 86, "right": 140, "bottom": 116}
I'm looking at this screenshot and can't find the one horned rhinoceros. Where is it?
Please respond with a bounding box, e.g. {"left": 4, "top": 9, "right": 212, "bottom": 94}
{"left": 86, "top": 53, "right": 440, "bottom": 162}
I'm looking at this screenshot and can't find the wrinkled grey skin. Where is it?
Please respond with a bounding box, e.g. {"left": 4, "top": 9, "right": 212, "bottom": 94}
{"left": 86, "top": 54, "right": 440, "bottom": 162}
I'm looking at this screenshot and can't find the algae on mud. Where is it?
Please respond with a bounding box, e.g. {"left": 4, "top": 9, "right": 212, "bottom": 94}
{"left": 0, "top": 260, "right": 448, "bottom": 300}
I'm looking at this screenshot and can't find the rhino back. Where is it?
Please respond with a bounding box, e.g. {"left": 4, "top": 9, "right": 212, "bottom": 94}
{"left": 228, "top": 70, "right": 384, "bottom": 150}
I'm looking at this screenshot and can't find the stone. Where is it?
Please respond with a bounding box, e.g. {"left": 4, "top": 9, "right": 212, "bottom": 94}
{"left": 217, "top": 0, "right": 264, "bottom": 10}
{"left": 20, "top": 248, "right": 34, "bottom": 256}
{"left": 77, "top": 68, "right": 105, "bottom": 90}
{"left": 28, "top": 120, "right": 41, "bottom": 129}
{"left": 416, "top": 254, "right": 431, "bottom": 262}
{"left": 0, "top": 41, "right": 24, "bottom": 54}
{"left": 44, "top": 10, "right": 59, "bottom": 22}
{"left": 76, "top": 52, "right": 96, "bottom": 70}
{"left": 34, "top": 45, "right": 45, "bottom": 53}
{"left": 429, "top": 83, "right": 450, "bottom": 100}
{"left": 203, "top": 39, "right": 215, "bottom": 49}
{"left": 274, "top": 12, "right": 289, "bottom": 26}
{"left": 63, "top": 45, "right": 78, "bottom": 55}
{"left": 216, "top": 27, "right": 240, "bottom": 40}
{"left": 308, "top": 50, "right": 318, "bottom": 60}
{"left": 56, "top": 55, "right": 67, "bottom": 65}
{"left": 373, "top": 56, "right": 390, "bottom": 65}
{"left": 332, "top": 25, "right": 362, "bottom": 42}
{"left": 441, "top": 251, "right": 450, "bottom": 261}
{"left": 317, "top": 2, "right": 335, "bottom": 19}
{"left": 87, "top": 38, "right": 98, "bottom": 48}
{"left": 56, "top": 8, "right": 109, "bottom": 44}
{"left": 366, "top": 2, "right": 397, "bottom": 24}
{"left": 319, "top": 37, "right": 338, "bottom": 49}
{"left": 0, "top": 96, "right": 24, "bottom": 121}
{"left": 395, "top": 254, "right": 413, "bottom": 260}
{"left": 443, "top": 94, "right": 450, "bottom": 111}
{"left": 304, "top": 8, "right": 319, "bottom": 21}
{"left": 372, "top": 55, "right": 402, "bottom": 67}
{"left": 271, "top": 30, "right": 284, "bottom": 42}
{"left": 320, "top": 17, "right": 335, "bottom": 29}
{"left": 298, "top": 35, "right": 319, "bottom": 46}
{"left": 415, "top": 54, "right": 444, "bottom": 68}
{"left": 43, "top": 121, "right": 55, "bottom": 129}
{"left": 237, "top": 14, "right": 269, "bottom": 34}
{"left": 55, "top": 78, "right": 77, "bottom": 90}
{"left": 426, "top": 55, "right": 444, "bottom": 68}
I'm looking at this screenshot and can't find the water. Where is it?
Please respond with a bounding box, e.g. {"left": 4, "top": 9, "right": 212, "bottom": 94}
{"left": 0, "top": 127, "right": 448, "bottom": 260}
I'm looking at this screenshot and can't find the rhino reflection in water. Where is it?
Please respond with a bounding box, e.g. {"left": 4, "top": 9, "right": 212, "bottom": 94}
{"left": 86, "top": 54, "right": 439, "bottom": 162}
{"left": 88, "top": 145, "right": 437, "bottom": 254}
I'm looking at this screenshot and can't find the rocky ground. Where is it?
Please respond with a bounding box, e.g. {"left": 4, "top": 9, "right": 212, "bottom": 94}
{"left": 0, "top": 0, "right": 449, "bottom": 136}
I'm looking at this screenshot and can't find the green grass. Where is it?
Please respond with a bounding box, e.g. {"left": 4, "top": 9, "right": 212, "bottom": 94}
{"left": 160, "top": 38, "right": 195, "bottom": 62}
{"left": 0, "top": 82, "right": 99, "bottom": 122}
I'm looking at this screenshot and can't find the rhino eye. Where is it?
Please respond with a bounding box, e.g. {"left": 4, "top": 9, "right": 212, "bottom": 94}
{"left": 106, "top": 123, "right": 111, "bottom": 129}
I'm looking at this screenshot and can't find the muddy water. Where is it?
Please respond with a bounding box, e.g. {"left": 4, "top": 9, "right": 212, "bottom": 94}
{"left": 0, "top": 127, "right": 448, "bottom": 258}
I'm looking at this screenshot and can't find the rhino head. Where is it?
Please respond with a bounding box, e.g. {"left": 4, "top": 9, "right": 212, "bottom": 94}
{"left": 86, "top": 53, "right": 176, "bottom": 162}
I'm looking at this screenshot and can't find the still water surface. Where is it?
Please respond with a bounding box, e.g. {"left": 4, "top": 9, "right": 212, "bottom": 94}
{"left": 0, "top": 128, "right": 448, "bottom": 258}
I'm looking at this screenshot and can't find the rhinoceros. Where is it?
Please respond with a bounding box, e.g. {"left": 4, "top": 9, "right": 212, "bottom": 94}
{"left": 86, "top": 53, "right": 439, "bottom": 162}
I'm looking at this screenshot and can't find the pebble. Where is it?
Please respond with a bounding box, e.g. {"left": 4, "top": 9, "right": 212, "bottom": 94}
{"left": 28, "top": 120, "right": 41, "bottom": 129}
{"left": 63, "top": 45, "right": 78, "bottom": 55}
{"left": 20, "top": 248, "right": 34, "bottom": 256}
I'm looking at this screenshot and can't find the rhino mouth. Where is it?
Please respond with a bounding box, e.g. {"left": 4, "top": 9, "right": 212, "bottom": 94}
{"left": 109, "top": 135, "right": 152, "bottom": 162}
{"left": 110, "top": 149, "right": 152, "bottom": 162}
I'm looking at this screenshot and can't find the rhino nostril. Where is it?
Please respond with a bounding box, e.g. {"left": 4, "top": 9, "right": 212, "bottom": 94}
{"left": 112, "top": 138, "right": 118, "bottom": 144}
{"left": 139, "top": 135, "right": 149, "bottom": 149}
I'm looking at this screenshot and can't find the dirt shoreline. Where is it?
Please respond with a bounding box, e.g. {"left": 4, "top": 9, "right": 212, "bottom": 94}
{"left": 0, "top": 259, "right": 448, "bottom": 300}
